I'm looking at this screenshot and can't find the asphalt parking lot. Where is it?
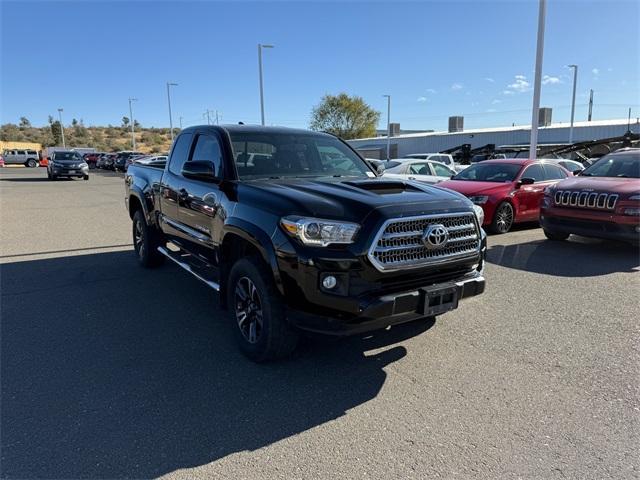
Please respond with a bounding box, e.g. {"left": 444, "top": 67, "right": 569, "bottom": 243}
{"left": 1, "top": 167, "right": 639, "bottom": 479}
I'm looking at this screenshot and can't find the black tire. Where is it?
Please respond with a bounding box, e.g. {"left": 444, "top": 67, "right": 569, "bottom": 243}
{"left": 83, "top": 174, "right": 89, "bottom": 180}
{"left": 132, "top": 210, "right": 165, "bottom": 268}
{"left": 543, "top": 229, "right": 569, "bottom": 241}
{"left": 227, "top": 256, "right": 299, "bottom": 362}
{"left": 490, "top": 201, "right": 515, "bottom": 234}
{"left": 26, "top": 159, "right": 37, "bottom": 168}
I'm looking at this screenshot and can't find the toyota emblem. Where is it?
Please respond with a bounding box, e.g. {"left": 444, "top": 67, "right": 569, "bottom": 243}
{"left": 423, "top": 224, "right": 449, "bottom": 250}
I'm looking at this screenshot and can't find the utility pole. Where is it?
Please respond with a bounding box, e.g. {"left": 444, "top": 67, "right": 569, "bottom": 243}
{"left": 383, "top": 95, "right": 391, "bottom": 160}
{"left": 57, "top": 108, "right": 66, "bottom": 148}
{"left": 203, "top": 110, "right": 212, "bottom": 125}
{"left": 528, "top": 0, "right": 546, "bottom": 161}
{"left": 258, "top": 44, "right": 274, "bottom": 125}
{"left": 587, "top": 89, "right": 594, "bottom": 121}
{"left": 215, "top": 110, "right": 219, "bottom": 125}
{"left": 179, "top": 116, "right": 183, "bottom": 129}
{"left": 166, "top": 82, "right": 178, "bottom": 142}
{"left": 128, "top": 97, "right": 138, "bottom": 150}
{"left": 568, "top": 64, "right": 578, "bottom": 143}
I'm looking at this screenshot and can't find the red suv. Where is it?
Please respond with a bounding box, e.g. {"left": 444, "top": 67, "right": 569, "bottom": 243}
{"left": 438, "top": 159, "right": 570, "bottom": 233}
{"left": 540, "top": 148, "right": 640, "bottom": 245}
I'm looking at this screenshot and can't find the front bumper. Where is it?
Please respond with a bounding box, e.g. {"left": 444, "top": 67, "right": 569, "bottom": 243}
{"left": 540, "top": 212, "right": 640, "bottom": 244}
{"left": 51, "top": 167, "right": 88, "bottom": 177}
{"left": 288, "top": 271, "right": 485, "bottom": 335}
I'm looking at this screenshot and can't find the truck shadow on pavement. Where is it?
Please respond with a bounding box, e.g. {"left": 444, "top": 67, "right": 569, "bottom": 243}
{"left": 1, "top": 251, "right": 431, "bottom": 479}
{"left": 486, "top": 237, "right": 640, "bottom": 276}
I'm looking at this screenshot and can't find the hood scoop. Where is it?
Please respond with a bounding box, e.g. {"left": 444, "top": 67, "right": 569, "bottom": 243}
{"left": 343, "top": 179, "right": 423, "bottom": 195}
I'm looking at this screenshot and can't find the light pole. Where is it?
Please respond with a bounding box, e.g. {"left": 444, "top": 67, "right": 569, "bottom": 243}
{"left": 567, "top": 64, "right": 578, "bottom": 143}
{"left": 57, "top": 108, "right": 66, "bottom": 148}
{"left": 258, "top": 44, "right": 274, "bottom": 126}
{"left": 528, "top": 0, "right": 546, "bottom": 161}
{"left": 128, "top": 97, "right": 138, "bottom": 150}
{"left": 179, "top": 116, "right": 183, "bottom": 129}
{"left": 166, "top": 82, "right": 178, "bottom": 142}
{"left": 383, "top": 95, "right": 391, "bottom": 160}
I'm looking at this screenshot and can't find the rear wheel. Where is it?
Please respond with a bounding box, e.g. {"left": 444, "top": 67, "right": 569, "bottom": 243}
{"left": 227, "top": 257, "right": 299, "bottom": 362}
{"left": 132, "top": 210, "right": 165, "bottom": 268}
{"left": 26, "top": 159, "right": 37, "bottom": 168}
{"left": 490, "top": 201, "right": 514, "bottom": 234}
{"left": 543, "top": 229, "right": 569, "bottom": 241}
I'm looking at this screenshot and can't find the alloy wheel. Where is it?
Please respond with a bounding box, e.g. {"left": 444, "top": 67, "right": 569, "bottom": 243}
{"left": 496, "top": 203, "right": 514, "bottom": 233}
{"left": 234, "top": 277, "right": 263, "bottom": 344}
{"left": 134, "top": 219, "right": 145, "bottom": 259}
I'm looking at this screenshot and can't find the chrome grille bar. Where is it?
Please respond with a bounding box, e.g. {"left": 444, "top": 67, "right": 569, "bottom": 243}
{"left": 554, "top": 190, "right": 619, "bottom": 211}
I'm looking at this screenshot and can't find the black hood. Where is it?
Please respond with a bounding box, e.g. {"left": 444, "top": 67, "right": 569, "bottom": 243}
{"left": 237, "top": 177, "right": 473, "bottom": 224}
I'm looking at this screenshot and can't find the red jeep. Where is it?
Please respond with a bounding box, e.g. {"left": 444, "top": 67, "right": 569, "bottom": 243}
{"left": 540, "top": 148, "right": 640, "bottom": 245}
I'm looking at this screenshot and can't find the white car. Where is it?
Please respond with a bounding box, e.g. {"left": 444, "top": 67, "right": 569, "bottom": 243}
{"left": 402, "top": 153, "right": 467, "bottom": 173}
{"left": 382, "top": 159, "right": 456, "bottom": 184}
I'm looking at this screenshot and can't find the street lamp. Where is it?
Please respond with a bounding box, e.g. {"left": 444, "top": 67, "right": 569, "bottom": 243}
{"left": 567, "top": 64, "right": 578, "bottom": 144}
{"left": 166, "top": 82, "right": 178, "bottom": 142}
{"left": 383, "top": 95, "right": 391, "bottom": 160}
{"left": 57, "top": 108, "right": 66, "bottom": 148}
{"left": 258, "top": 44, "right": 274, "bottom": 126}
{"left": 128, "top": 97, "right": 138, "bottom": 150}
{"left": 528, "top": 0, "right": 546, "bottom": 161}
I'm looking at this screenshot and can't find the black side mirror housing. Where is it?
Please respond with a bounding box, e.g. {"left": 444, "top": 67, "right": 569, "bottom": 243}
{"left": 182, "top": 160, "right": 218, "bottom": 182}
{"left": 376, "top": 164, "right": 385, "bottom": 175}
{"left": 516, "top": 177, "right": 535, "bottom": 188}
{"left": 573, "top": 169, "right": 582, "bottom": 175}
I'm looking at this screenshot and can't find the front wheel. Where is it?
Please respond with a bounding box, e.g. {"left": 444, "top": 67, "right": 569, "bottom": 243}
{"left": 490, "top": 201, "right": 514, "bottom": 234}
{"left": 83, "top": 174, "right": 89, "bottom": 180}
{"left": 26, "top": 159, "right": 37, "bottom": 168}
{"left": 132, "top": 210, "right": 165, "bottom": 268}
{"left": 227, "top": 257, "right": 299, "bottom": 362}
{"left": 543, "top": 229, "right": 569, "bottom": 241}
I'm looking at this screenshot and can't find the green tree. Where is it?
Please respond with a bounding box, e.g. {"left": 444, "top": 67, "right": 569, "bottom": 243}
{"left": 72, "top": 118, "right": 79, "bottom": 127}
{"left": 19, "top": 117, "right": 31, "bottom": 128}
{"left": 309, "top": 93, "right": 380, "bottom": 139}
{"left": 121, "top": 116, "right": 130, "bottom": 127}
{"left": 50, "top": 121, "right": 63, "bottom": 146}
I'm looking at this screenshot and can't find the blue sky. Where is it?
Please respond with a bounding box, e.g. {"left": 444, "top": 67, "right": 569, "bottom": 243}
{"left": 1, "top": 0, "right": 638, "bottom": 131}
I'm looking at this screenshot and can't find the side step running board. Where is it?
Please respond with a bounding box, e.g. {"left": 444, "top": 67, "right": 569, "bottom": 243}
{"left": 157, "top": 246, "right": 220, "bottom": 291}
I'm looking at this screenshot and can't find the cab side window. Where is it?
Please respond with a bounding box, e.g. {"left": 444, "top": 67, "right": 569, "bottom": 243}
{"left": 191, "top": 134, "right": 223, "bottom": 178}
{"left": 522, "top": 164, "right": 545, "bottom": 182}
{"left": 168, "top": 133, "right": 193, "bottom": 176}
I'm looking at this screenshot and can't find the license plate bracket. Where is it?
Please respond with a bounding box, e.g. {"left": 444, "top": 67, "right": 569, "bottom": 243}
{"left": 421, "top": 284, "right": 459, "bottom": 316}
{"left": 68, "top": 170, "right": 76, "bottom": 174}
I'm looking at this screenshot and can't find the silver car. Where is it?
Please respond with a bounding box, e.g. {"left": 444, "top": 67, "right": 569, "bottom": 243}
{"left": 382, "top": 159, "right": 456, "bottom": 184}
{"left": 2, "top": 149, "right": 40, "bottom": 167}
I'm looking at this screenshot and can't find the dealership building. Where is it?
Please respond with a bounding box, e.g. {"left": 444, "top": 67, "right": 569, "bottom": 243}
{"left": 348, "top": 117, "right": 638, "bottom": 159}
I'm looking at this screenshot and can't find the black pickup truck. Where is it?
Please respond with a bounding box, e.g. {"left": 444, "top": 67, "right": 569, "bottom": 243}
{"left": 125, "top": 125, "right": 486, "bottom": 361}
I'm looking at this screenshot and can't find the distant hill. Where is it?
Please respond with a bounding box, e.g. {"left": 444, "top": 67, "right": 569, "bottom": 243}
{"left": 1, "top": 121, "right": 176, "bottom": 154}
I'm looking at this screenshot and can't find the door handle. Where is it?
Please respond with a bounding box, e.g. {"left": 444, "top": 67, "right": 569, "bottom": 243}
{"left": 178, "top": 188, "right": 189, "bottom": 201}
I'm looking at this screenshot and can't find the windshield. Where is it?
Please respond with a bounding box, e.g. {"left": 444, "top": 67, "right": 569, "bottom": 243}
{"left": 453, "top": 163, "right": 522, "bottom": 182}
{"left": 53, "top": 152, "right": 81, "bottom": 161}
{"left": 580, "top": 152, "right": 639, "bottom": 178}
{"left": 229, "top": 132, "right": 372, "bottom": 180}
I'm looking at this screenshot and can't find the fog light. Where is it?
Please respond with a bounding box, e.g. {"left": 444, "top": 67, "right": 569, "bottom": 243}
{"left": 322, "top": 275, "right": 337, "bottom": 289}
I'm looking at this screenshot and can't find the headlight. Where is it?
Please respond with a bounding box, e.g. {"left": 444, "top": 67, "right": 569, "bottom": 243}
{"left": 467, "top": 195, "right": 488, "bottom": 204}
{"left": 80, "top": 162, "right": 88, "bottom": 168}
{"left": 281, "top": 216, "right": 359, "bottom": 246}
{"left": 472, "top": 205, "right": 485, "bottom": 225}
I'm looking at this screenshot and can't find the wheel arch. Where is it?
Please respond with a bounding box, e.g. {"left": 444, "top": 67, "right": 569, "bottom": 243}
{"left": 220, "top": 220, "right": 285, "bottom": 304}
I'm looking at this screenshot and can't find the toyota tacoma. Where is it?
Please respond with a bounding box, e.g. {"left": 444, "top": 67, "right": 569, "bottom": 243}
{"left": 124, "top": 125, "right": 487, "bottom": 361}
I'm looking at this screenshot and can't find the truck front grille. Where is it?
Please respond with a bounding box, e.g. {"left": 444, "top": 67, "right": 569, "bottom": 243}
{"left": 553, "top": 190, "right": 618, "bottom": 210}
{"left": 368, "top": 213, "right": 481, "bottom": 272}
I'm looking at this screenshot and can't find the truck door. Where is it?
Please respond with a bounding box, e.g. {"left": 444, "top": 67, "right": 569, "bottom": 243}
{"left": 175, "top": 132, "right": 225, "bottom": 265}
{"left": 159, "top": 132, "right": 193, "bottom": 242}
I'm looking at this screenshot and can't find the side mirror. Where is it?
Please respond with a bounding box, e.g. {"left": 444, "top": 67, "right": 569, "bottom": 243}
{"left": 46, "top": 157, "right": 51, "bottom": 161}
{"left": 181, "top": 160, "right": 218, "bottom": 181}
{"left": 516, "top": 177, "right": 535, "bottom": 188}
{"left": 450, "top": 174, "right": 456, "bottom": 179}
{"left": 376, "top": 164, "right": 385, "bottom": 175}
{"left": 572, "top": 169, "right": 582, "bottom": 175}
